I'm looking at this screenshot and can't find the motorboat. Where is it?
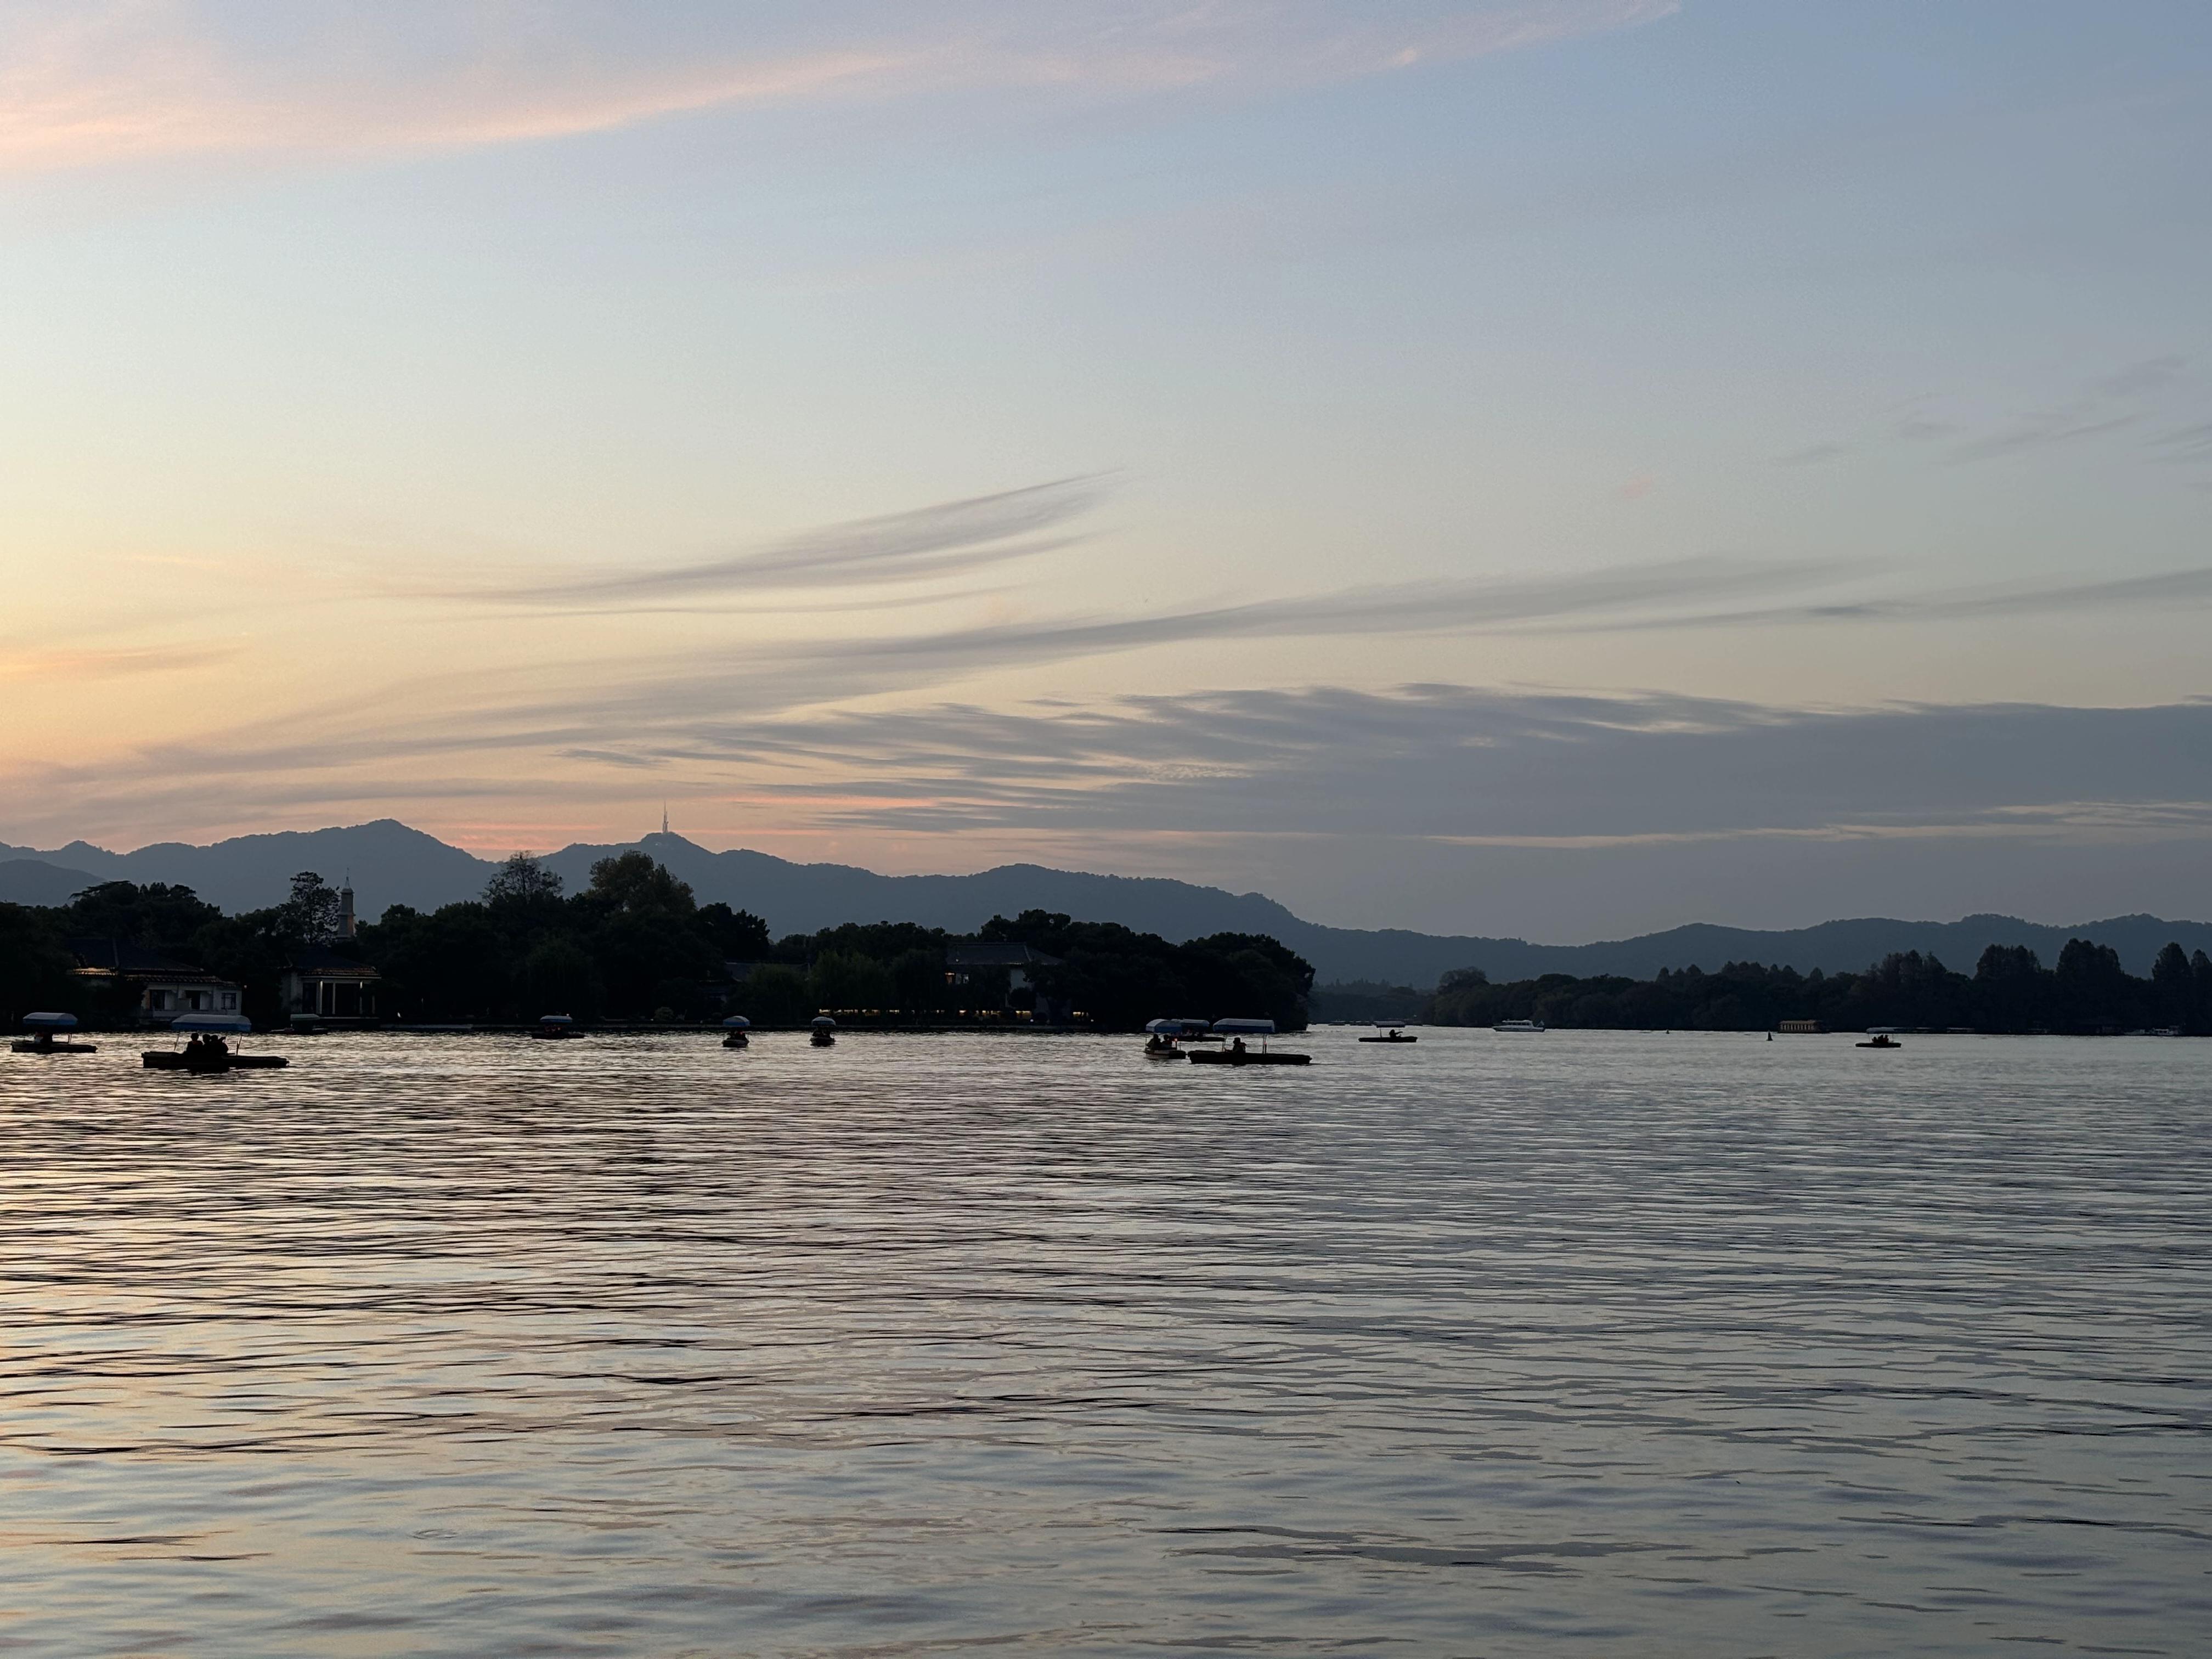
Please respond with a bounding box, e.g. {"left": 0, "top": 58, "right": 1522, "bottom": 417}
{"left": 1187, "top": 1017, "right": 1311, "bottom": 1066}
{"left": 1358, "top": 1024, "right": 1418, "bottom": 1043}
{"left": 1857, "top": 1032, "right": 1902, "bottom": 1049}
{"left": 811, "top": 1015, "right": 837, "bottom": 1048}
{"left": 531, "top": 1014, "right": 578, "bottom": 1040}
{"left": 1493, "top": 1019, "right": 1546, "bottom": 1034}
{"left": 12, "top": 1012, "right": 97, "bottom": 1055}
{"left": 721, "top": 1015, "right": 751, "bottom": 1048}
{"left": 143, "top": 1013, "right": 287, "bottom": 1072}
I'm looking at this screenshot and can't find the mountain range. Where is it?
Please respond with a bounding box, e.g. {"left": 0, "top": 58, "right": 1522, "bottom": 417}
{"left": 3, "top": 820, "right": 2206, "bottom": 985}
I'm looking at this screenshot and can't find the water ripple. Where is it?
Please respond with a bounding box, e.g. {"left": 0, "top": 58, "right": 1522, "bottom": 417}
{"left": 0, "top": 1029, "right": 2205, "bottom": 1656}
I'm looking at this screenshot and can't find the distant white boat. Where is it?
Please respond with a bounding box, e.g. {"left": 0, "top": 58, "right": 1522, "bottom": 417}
{"left": 1493, "top": 1019, "right": 1546, "bottom": 1034}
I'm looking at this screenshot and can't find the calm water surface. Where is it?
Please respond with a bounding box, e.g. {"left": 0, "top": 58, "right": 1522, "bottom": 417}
{"left": 0, "top": 1029, "right": 2205, "bottom": 1656}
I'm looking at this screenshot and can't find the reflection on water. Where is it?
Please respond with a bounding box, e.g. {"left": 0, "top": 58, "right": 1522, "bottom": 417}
{"left": 0, "top": 1029, "right": 2205, "bottom": 1656}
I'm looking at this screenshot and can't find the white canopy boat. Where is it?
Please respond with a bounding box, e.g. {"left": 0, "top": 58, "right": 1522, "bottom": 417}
{"left": 143, "top": 1013, "right": 286, "bottom": 1071}
{"left": 1187, "top": 1018, "right": 1311, "bottom": 1066}
{"left": 13, "top": 1012, "right": 98, "bottom": 1055}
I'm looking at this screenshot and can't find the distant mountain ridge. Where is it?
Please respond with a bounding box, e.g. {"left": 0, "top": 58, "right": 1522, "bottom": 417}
{"left": 2, "top": 821, "right": 2206, "bottom": 984}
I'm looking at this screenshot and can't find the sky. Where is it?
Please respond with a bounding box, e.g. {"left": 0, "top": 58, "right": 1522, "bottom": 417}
{"left": 2, "top": 0, "right": 2209, "bottom": 940}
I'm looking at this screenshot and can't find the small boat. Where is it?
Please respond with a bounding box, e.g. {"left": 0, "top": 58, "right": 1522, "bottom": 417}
{"left": 1187, "top": 1017, "right": 1311, "bottom": 1066}
{"left": 1358, "top": 1024, "right": 1418, "bottom": 1043}
{"left": 531, "top": 1014, "right": 578, "bottom": 1040}
{"left": 12, "top": 1012, "right": 98, "bottom": 1054}
{"left": 1143, "top": 1018, "right": 1192, "bottom": 1058}
{"left": 811, "top": 1015, "right": 837, "bottom": 1048}
{"left": 1857, "top": 1032, "right": 1902, "bottom": 1049}
{"left": 721, "top": 1015, "right": 751, "bottom": 1048}
{"left": 142, "top": 1013, "right": 287, "bottom": 1072}
{"left": 1493, "top": 1019, "right": 1546, "bottom": 1034}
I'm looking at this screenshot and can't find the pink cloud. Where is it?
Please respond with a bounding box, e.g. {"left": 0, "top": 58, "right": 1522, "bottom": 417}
{"left": 0, "top": 1, "right": 1678, "bottom": 176}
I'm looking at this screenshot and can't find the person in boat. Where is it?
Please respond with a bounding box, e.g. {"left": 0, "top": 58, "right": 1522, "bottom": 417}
{"left": 1144, "top": 1032, "right": 1173, "bottom": 1054}
{"left": 1230, "top": 1036, "right": 1247, "bottom": 1055}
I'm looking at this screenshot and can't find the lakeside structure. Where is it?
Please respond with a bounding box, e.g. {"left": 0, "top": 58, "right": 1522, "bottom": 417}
{"left": 64, "top": 939, "right": 242, "bottom": 1025}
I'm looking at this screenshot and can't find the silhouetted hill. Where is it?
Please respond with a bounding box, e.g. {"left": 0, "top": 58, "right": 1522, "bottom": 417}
{"left": 1381, "top": 912, "right": 2212, "bottom": 986}
{"left": 4, "top": 823, "right": 2207, "bottom": 984}
{"left": 0, "top": 859, "right": 101, "bottom": 907}
{"left": 0, "top": 821, "right": 487, "bottom": 916}
{"left": 541, "top": 834, "right": 1310, "bottom": 941}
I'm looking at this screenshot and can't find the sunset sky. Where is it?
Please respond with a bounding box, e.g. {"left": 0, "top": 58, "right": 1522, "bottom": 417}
{"left": 3, "top": 1, "right": 2209, "bottom": 938}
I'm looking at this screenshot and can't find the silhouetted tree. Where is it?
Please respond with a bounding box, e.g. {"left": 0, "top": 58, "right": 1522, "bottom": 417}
{"left": 697, "top": 902, "right": 772, "bottom": 961}
{"left": 1974, "top": 944, "right": 2047, "bottom": 1032}
{"left": 2055, "top": 938, "right": 2128, "bottom": 1030}
{"left": 0, "top": 904, "right": 78, "bottom": 1025}
{"left": 483, "top": 853, "right": 564, "bottom": 907}
{"left": 521, "top": 938, "right": 597, "bottom": 1019}
{"left": 2152, "top": 941, "right": 2193, "bottom": 1029}
{"left": 281, "top": 872, "right": 342, "bottom": 945}
{"left": 59, "top": 882, "right": 223, "bottom": 951}
{"left": 733, "top": 964, "right": 813, "bottom": 1025}
{"left": 812, "top": 950, "right": 895, "bottom": 1012}
{"left": 583, "top": 852, "right": 695, "bottom": 918}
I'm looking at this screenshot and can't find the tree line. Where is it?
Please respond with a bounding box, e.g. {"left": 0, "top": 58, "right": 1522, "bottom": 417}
{"left": 1423, "top": 940, "right": 2212, "bottom": 1034}
{"left": 0, "top": 852, "right": 1314, "bottom": 1031}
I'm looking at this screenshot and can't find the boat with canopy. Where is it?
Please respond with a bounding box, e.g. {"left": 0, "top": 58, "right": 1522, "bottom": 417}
{"left": 810, "top": 1015, "right": 836, "bottom": 1047}
{"left": 721, "top": 1015, "right": 751, "bottom": 1048}
{"left": 1186, "top": 1017, "right": 1311, "bottom": 1066}
{"left": 142, "top": 1013, "right": 287, "bottom": 1071}
{"left": 12, "top": 1012, "right": 97, "bottom": 1055}
{"left": 1143, "top": 1017, "right": 1202, "bottom": 1057}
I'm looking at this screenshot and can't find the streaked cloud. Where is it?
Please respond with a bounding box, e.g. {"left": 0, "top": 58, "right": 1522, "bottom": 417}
{"left": 0, "top": 1, "right": 1677, "bottom": 177}
{"left": 0, "top": 641, "right": 239, "bottom": 682}
{"left": 651, "top": 686, "right": 2212, "bottom": 845}
{"left": 1520, "top": 562, "right": 2212, "bottom": 635}
{"left": 15, "top": 444, "right": 2212, "bottom": 833}
{"left": 431, "top": 477, "right": 1108, "bottom": 606}
{"left": 1772, "top": 357, "right": 2206, "bottom": 471}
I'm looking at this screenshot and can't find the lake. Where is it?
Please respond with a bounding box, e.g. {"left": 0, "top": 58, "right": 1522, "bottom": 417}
{"left": 1, "top": 1028, "right": 2205, "bottom": 1656}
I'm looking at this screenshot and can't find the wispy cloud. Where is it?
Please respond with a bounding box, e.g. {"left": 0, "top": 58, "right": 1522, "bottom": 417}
{"left": 0, "top": 641, "right": 239, "bottom": 683}
{"left": 634, "top": 686, "right": 2212, "bottom": 845}
{"left": 13, "top": 464, "right": 2211, "bottom": 847}
{"left": 430, "top": 476, "right": 1108, "bottom": 606}
{"left": 0, "top": 1, "right": 1677, "bottom": 177}
{"left": 1773, "top": 356, "right": 2206, "bottom": 471}
{"left": 1516, "top": 562, "right": 2212, "bottom": 634}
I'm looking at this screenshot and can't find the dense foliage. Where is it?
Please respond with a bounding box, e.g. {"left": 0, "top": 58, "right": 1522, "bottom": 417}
{"left": 1424, "top": 941, "right": 2212, "bottom": 1035}
{"left": 0, "top": 857, "right": 1315, "bottom": 1030}
{"left": 0, "top": 876, "right": 342, "bottom": 1026}
{"left": 977, "top": 911, "right": 1314, "bottom": 1032}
